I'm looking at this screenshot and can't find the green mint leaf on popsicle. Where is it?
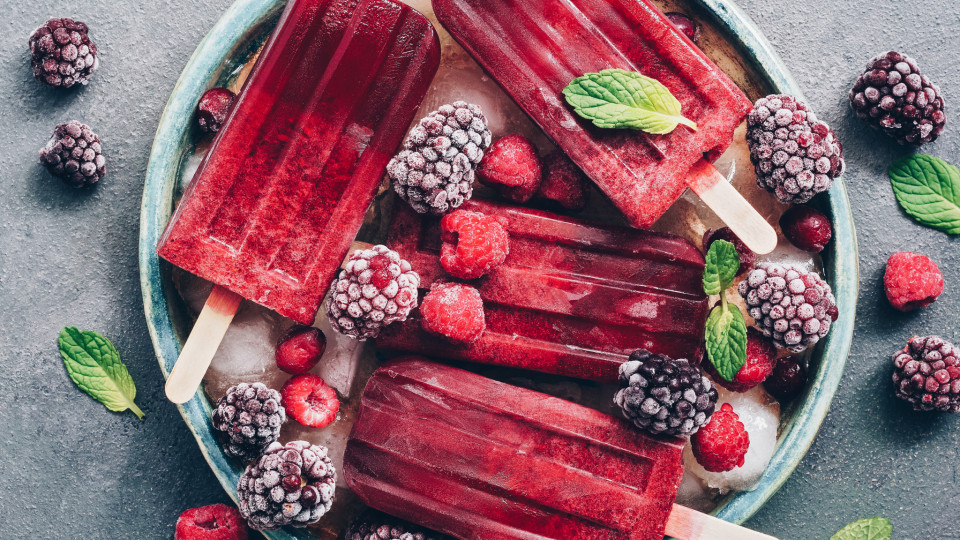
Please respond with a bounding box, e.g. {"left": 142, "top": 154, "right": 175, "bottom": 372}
{"left": 702, "top": 239, "right": 740, "bottom": 295}
{"left": 889, "top": 154, "right": 960, "bottom": 234}
{"left": 830, "top": 517, "right": 892, "bottom": 540}
{"left": 58, "top": 327, "right": 145, "bottom": 419}
{"left": 562, "top": 68, "right": 697, "bottom": 134}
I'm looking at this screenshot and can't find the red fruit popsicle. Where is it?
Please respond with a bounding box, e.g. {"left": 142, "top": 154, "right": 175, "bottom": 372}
{"left": 344, "top": 358, "right": 778, "bottom": 540}
{"left": 376, "top": 199, "right": 709, "bottom": 382}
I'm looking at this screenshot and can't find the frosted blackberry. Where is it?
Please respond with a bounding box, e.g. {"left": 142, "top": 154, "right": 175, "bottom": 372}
{"left": 237, "top": 441, "right": 336, "bottom": 530}
{"left": 29, "top": 18, "right": 99, "bottom": 88}
{"left": 387, "top": 101, "right": 492, "bottom": 215}
{"left": 893, "top": 336, "right": 960, "bottom": 413}
{"left": 614, "top": 349, "right": 717, "bottom": 437}
{"left": 346, "top": 510, "right": 450, "bottom": 540}
{"left": 39, "top": 121, "right": 105, "bottom": 187}
{"left": 211, "top": 382, "right": 285, "bottom": 462}
{"left": 738, "top": 262, "right": 838, "bottom": 353}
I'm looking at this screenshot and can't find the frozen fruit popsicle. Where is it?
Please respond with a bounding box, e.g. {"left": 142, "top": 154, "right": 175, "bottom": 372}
{"left": 376, "top": 199, "right": 709, "bottom": 382}
{"left": 156, "top": 0, "right": 440, "bottom": 403}
{"left": 432, "top": 0, "right": 776, "bottom": 254}
{"left": 344, "top": 358, "right": 778, "bottom": 540}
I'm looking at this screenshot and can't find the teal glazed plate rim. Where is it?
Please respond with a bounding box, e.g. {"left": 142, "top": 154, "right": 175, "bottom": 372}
{"left": 139, "top": 0, "right": 859, "bottom": 538}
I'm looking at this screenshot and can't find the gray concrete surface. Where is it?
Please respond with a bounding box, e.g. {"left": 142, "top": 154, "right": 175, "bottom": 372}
{"left": 1, "top": 0, "right": 959, "bottom": 538}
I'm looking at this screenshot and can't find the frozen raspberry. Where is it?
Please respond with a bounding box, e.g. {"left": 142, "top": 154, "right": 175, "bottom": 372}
{"left": 764, "top": 355, "right": 807, "bottom": 401}
{"left": 419, "top": 282, "right": 485, "bottom": 343}
{"left": 280, "top": 374, "right": 340, "bottom": 428}
{"left": 39, "top": 121, "right": 105, "bottom": 187}
{"left": 893, "top": 336, "right": 960, "bottom": 413}
{"left": 477, "top": 134, "right": 542, "bottom": 203}
{"left": 884, "top": 252, "right": 944, "bottom": 312}
{"left": 197, "top": 87, "right": 236, "bottom": 134}
{"left": 702, "top": 227, "right": 756, "bottom": 276}
{"left": 175, "top": 504, "right": 248, "bottom": 540}
{"left": 780, "top": 206, "right": 832, "bottom": 253}
{"left": 665, "top": 12, "right": 700, "bottom": 42}
{"left": 439, "top": 209, "right": 510, "bottom": 279}
{"left": 275, "top": 325, "right": 326, "bottom": 375}
{"left": 691, "top": 403, "right": 750, "bottom": 472}
{"left": 536, "top": 152, "right": 590, "bottom": 211}
{"left": 29, "top": 18, "right": 99, "bottom": 88}
{"left": 706, "top": 328, "right": 776, "bottom": 392}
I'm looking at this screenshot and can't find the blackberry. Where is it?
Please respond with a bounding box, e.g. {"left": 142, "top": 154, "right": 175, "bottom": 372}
{"left": 850, "top": 51, "right": 945, "bottom": 146}
{"left": 237, "top": 440, "right": 336, "bottom": 530}
{"left": 39, "top": 121, "right": 105, "bottom": 187}
{"left": 211, "top": 382, "right": 285, "bottom": 462}
{"left": 614, "top": 349, "right": 717, "bottom": 437}
{"left": 346, "top": 510, "right": 449, "bottom": 540}
{"left": 893, "top": 336, "right": 960, "bottom": 413}
{"left": 745, "top": 95, "right": 844, "bottom": 204}
{"left": 387, "top": 101, "right": 492, "bottom": 215}
{"left": 738, "top": 262, "right": 838, "bottom": 353}
{"left": 29, "top": 18, "right": 99, "bottom": 88}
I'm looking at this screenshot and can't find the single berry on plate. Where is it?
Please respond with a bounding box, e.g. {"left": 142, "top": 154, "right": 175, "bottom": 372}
{"left": 536, "top": 152, "right": 590, "bottom": 211}
{"left": 665, "top": 12, "right": 700, "bottom": 42}
{"left": 237, "top": 440, "right": 336, "bottom": 530}
{"left": 738, "top": 262, "right": 837, "bottom": 353}
{"left": 175, "top": 504, "right": 248, "bottom": 540}
{"left": 850, "top": 51, "right": 946, "bottom": 145}
{"left": 28, "top": 18, "right": 98, "bottom": 88}
{"left": 275, "top": 325, "right": 326, "bottom": 375}
{"left": 419, "top": 281, "right": 485, "bottom": 343}
{"left": 614, "top": 349, "right": 718, "bottom": 437}
{"left": 281, "top": 374, "right": 340, "bottom": 428}
{"left": 706, "top": 328, "right": 776, "bottom": 392}
{"left": 884, "top": 251, "right": 944, "bottom": 312}
{"left": 345, "top": 509, "right": 450, "bottom": 540}
{"left": 746, "top": 94, "right": 844, "bottom": 204}
{"left": 388, "top": 101, "right": 492, "bottom": 215}
{"left": 440, "top": 209, "right": 510, "bottom": 279}
{"left": 212, "top": 382, "right": 286, "bottom": 462}
{"left": 477, "top": 134, "right": 542, "bottom": 203}
{"left": 764, "top": 355, "right": 807, "bottom": 402}
{"left": 892, "top": 336, "right": 960, "bottom": 413}
{"left": 326, "top": 245, "right": 420, "bottom": 340}
{"left": 691, "top": 403, "right": 750, "bottom": 472}
{"left": 780, "top": 206, "right": 832, "bottom": 253}
{"left": 197, "top": 87, "right": 236, "bottom": 134}
{"left": 702, "top": 227, "right": 756, "bottom": 276}
{"left": 39, "top": 121, "right": 105, "bottom": 187}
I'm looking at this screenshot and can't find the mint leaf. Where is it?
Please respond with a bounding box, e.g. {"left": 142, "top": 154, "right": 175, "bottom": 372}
{"left": 562, "top": 68, "right": 697, "bottom": 134}
{"left": 702, "top": 240, "right": 740, "bottom": 295}
{"left": 705, "top": 303, "right": 747, "bottom": 381}
{"left": 889, "top": 154, "right": 960, "bottom": 234}
{"left": 58, "top": 327, "right": 145, "bottom": 419}
{"left": 830, "top": 517, "right": 892, "bottom": 540}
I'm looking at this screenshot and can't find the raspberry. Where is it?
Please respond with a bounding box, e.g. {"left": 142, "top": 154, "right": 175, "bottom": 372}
{"left": 419, "top": 282, "right": 485, "bottom": 343}
{"left": 893, "top": 336, "right": 960, "bottom": 413}
{"left": 764, "top": 355, "right": 807, "bottom": 401}
{"left": 212, "top": 382, "right": 286, "bottom": 462}
{"left": 536, "top": 152, "right": 590, "bottom": 211}
{"left": 280, "top": 374, "right": 340, "bottom": 428}
{"left": 665, "top": 12, "right": 700, "bottom": 42}
{"left": 691, "top": 403, "right": 750, "bottom": 472}
{"left": 702, "top": 227, "right": 756, "bottom": 276}
{"left": 780, "top": 206, "right": 832, "bottom": 253}
{"left": 477, "top": 134, "right": 542, "bottom": 203}
{"left": 706, "top": 328, "right": 776, "bottom": 392}
{"left": 197, "top": 87, "right": 236, "bottom": 134}
{"left": 39, "top": 121, "right": 105, "bottom": 187}
{"left": 28, "top": 18, "right": 99, "bottom": 88}
{"left": 884, "top": 252, "right": 944, "bottom": 312}
{"left": 439, "top": 209, "right": 510, "bottom": 279}
{"left": 175, "top": 504, "right": 248, "bottom": 540}
{"left": 275, "top": 325, "right": 326, "bottom": 375}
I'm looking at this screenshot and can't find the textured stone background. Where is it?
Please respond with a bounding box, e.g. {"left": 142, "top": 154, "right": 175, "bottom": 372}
{"left": 1, "top": 0, "right": 959, "bottom": 538}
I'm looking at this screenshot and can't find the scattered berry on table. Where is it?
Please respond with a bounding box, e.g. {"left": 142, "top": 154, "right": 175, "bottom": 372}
{"left": 702, "top": 227, "right": 756, "bottom": 276}
{"left": 665, "top": 12, "right": 700, "bottom": 42}
{"left": 892, "top": 336, "right": 960, "bottom": 413}
{"left": 345, "top": 509, "right": 450, "bottom": 540}
{"left": 280, "top": 374, "right": 340, "bottom": 428}
{"left": 746, "top": 94, "right": 844, "bottom": 204}
{"left": 196, "top": 87, "right": 236, "bottom": 134}
{"left": 850, "top": 51, "right": 945, "bottom": 146}
{"left": 764, "top": 355, "right": 807, "bottom": 402}
{"left": 706, "top": 328, "right": 776, "bottom": 392}
{"left": 419, "top": 281, "right": 486, "bottom": 343}
{"left": 212, "top": 382, "right": 286, "bottom": 462}
{"left": 477, "top": 134, "right": 542, "bottom": 203}
{"left": 275, "top": 325, "right": 326, "bottom": 375}
{"left": 884, "top": 251, "right": 944, "bottom": 312}
{"left": 739, "top": 262, "right": 837, "bottom": 353}
{"left": 536, "top": 152, "right": 590, "bottom": 211}
{"left": 28, "top": 18, "right": 98, "bottom": 88}
{"left": 237, "top": 440, "right": 336, "bottom": 530}
{"left": 388, "top": 101, "right": 492, "bottom": 215}
{"left": 439, "top": 209, "right": 510, "bottom": 279}
{"left": 175, "top": 504, "right": 248, "bottom": 540}
{"left": 780, "top": 206, "right": 832, "bottom": 253}
{"left": 39, "top": 121, "right": 105, "bottom": 187}
{"left": 326, "top": 245, "right": 420, "bottom": 340}
{"left": 614, "top": 349, "right": 718, "bottom": 437}
{"left": 691, "top": 403, "right": 750, "bottom": 472}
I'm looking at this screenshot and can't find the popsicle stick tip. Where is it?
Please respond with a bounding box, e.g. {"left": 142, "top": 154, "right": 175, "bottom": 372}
{"left": 666, "top": 503, "right": 780, "bottom": 540}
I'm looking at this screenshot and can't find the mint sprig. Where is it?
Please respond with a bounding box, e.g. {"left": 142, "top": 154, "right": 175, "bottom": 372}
{"left": 58, "top": 327, "right": 145, "bottom": 419}
{"left": 831, "top": 517, "right": 892, "bottom": 540}
{"left": 889, "top": 154, "right": 960, "bottom": 234}
{"left": 562, "top": 68, "right": 697, "bottom": 134}
{"left": 702, "top": 240, "right": 747, "bottom": 381}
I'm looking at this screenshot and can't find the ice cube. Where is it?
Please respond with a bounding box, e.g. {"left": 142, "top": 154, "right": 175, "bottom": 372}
{"left": 204, "top": 302, "right": 291, "bottom": 398}
{"left": 676, "top": 472, "right": 716, "bottom": 513}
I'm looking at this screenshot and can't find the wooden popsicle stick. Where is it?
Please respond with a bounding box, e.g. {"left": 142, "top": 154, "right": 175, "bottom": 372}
{"left": 685, "top": 160, "right": 778, "bottom": 255}
{"left": 666, "top": 503, "right": 779, "bottom": 540}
